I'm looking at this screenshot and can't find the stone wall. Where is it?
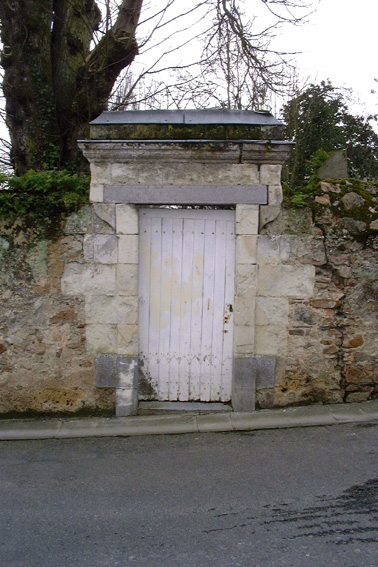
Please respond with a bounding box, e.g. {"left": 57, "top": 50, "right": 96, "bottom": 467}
{"left": 257, "top": 180, "right": 378, "bottom": 408}
{"left": 0, "top": 180, "right": 377, "bottom": 416}
{"left": 0, "top": 212, "right": 115, "bottom": 416}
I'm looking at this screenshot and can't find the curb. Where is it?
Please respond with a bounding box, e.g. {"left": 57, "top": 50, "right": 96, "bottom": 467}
{"left": 0, "top": 400, "right": 377, "bottom": 441}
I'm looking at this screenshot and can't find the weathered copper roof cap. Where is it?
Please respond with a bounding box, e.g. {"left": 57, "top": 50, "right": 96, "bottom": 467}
{"left": 91, "top": 109, "right": 282, "bottom": 126}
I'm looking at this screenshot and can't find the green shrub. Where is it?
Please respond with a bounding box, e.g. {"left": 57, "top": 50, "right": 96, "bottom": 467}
{"left": 282, "top": 180, "right": 318, "bottom": 207}
{"left": 0, "top": 169, "right": 89, "bottom": 222}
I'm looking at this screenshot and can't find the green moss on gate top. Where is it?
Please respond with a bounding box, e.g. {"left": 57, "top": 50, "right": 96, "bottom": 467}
{"left": 90, "top": 123, "right": 284, "bottom": 141}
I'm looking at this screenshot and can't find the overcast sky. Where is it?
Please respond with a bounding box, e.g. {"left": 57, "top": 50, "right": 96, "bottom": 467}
{"left": 1, "top": 0, "right": 377, "bottom": 146}
{"left": 274, "top": 0, "right": 377, "bottom": 116}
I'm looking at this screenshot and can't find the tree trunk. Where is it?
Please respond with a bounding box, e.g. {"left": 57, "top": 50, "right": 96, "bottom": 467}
{"left": 0, "top": 0, "right": 143, "bottom": 173}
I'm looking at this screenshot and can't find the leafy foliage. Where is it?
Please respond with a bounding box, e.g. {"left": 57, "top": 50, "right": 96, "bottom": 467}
{"left": 282, "top": 180, "right": 318, "bottom": 207}
{"left": 282, "top": 81, "right": 378, "bottom": 186}
{"left": 0, "top": 170, "right": 89, "bottom": 223}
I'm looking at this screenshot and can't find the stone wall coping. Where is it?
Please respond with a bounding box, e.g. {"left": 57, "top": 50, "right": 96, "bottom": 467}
{"left": 79, "top": 139, "right": 294, "bottom": 146}
{"left": 90, "top": 109, "right": 282, "bottom": 126}
{"left": 79, "top": 140, "right": 293, "bottom": 165}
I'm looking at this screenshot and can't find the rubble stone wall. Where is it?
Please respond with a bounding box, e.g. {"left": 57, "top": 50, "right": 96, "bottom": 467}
{"left": 0, "top": 180, "right": 377, "bottom": 416}
{"left": 0, "top": 211, "right": 115, "bottom": 416}
{"left": 257, "top": 181, "right": 378, "bottom": 408}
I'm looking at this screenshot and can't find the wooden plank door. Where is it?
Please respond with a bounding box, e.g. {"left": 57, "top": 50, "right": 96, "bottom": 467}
{"left": 138, "top": 208, "right": 235, "bottom": 402}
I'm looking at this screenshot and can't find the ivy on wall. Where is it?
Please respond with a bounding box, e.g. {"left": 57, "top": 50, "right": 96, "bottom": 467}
{"left": 0, "top": 170, "right": 89, "bottom": 229}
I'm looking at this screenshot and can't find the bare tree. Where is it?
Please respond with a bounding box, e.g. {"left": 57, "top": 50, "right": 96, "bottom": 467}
{"left": 111, "top": 0, "right": 314, "bottom": 111}
{"left": 0, "top": 1, "right": 314, "bottom": 173}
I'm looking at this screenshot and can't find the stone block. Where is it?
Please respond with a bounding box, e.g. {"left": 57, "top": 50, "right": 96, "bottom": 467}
{"left": 117, "top": 264, "right": 138, "bottom": 296}
{"left": 118, "top": 235, "right": 138, "bottom": 264}
{"left": 118, "top": 324, "right": 138, "bottom": 355}
{"left": 60, "top": 236, "right": 84, "bottom": 263}
{"left": 86, "top": 324, "right": 118, "bottom": 354}
{"left": 61, "top": 264, "right": 117, "bottom": 295}
{"left": 85, "top": 295, "right": 138, "bottom": 324}
{"left": 116, "top": 388, "right": 138, "bottom": 416}
{"left": 260, "top": 164, "right": 282, "bottom": 185}
{"left": 93, "top": 203, "right": 116, "bottom": 234}
{"left": 95, "top": 355, "right": 138, "bottom": 389}
{"left": 118, "top": 357, "right": 139, "bottom": 389}
{"left": 111, "top": 162, "right": 260, "bottom": 186}
{"left": 61, "top": 263, "right": 86, "bottom": 295}
{"left": 268, "top": 185, "right": 283, "bottom": 206}
{"left": 255, "top": 297, "right": 289, "bottom": 326}
{"left": 255, "top": 325, "right": 287, "bottom": 356}
{"left": 318, "top": 150, "right": 348, "bottom": 179}
{"left": 257, "top": 235, "right": 290, "bottom": 264}
{"left": 234, "top": 296, "right": 255, "bottom": 326}
{"left": 258, "top": 265, "right": 315, "bottom": 297}
{"left": 233, "top": 356, "right": 257, "bottom": 389}
{"left": 83, "top": 235, "right": 94, "bottom": 262}
{"left": 341, "top": 192, "right": 365, "bottom": 210}
{"left": 259, "top": 205, "right": 281, "bottom": 229}
{"left": 84, "top": 234, "right": 118, "bottom": 264}
{"left": 95, "top": 354, "right": 118, "bottom": 387}
{"left": 236, "top": 205, "right": 259, "bottom": 235}
{"left": 232, "top": 389, "right": 256, "bottom": 412}
{"left": 111, "top": 163, "right": 135, "bottom": 184}
{"left": 90, "top": 162, "right": 112, "bottom": 185}
{"left": 262, "top": 206, "right": 313, "bottom": 235}
{"left": 116, "top": 205, "right": 138, "bottom": 234}
{"left": 105, "top": 184, "right": 266, "bottom": 205}
{"left": 90, "top": 183, "right": 104, "bottom": 203}
{"left": 64, "top": 206, "right": 92, "bottom": 235}
{"left": 86, "top": 265, "right": 117, "bottom": 294}
{"left": 232, "top": 357, "right": 256, "bottom": 411}
{"left": 256, "top": 355, "right": 276, "bottom": 389}
{"left": 290, "top": 237, "right": 327, "bottom": 266}
{"left": 234, "top": 325, "right": 255, "bottom": 355}
{"left": 236, "top": 235, "right": 257, "bottom": 264}
{"left": 235, "top": 264, "right": 258, "bottom": 297}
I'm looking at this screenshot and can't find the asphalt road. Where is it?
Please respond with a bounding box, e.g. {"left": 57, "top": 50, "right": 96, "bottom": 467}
{"left": 0, "top": 423, "right": 377, "bottom": 567}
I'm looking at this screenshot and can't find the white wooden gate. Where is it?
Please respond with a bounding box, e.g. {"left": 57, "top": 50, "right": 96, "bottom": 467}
{"left": 138, "top": 208, "right": 235, "bottom": 402}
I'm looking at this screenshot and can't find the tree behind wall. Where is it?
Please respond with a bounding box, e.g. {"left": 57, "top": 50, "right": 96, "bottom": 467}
{"left": 282, "top": 81, "right": 378, "bottom": 185}
{"left": 0, "top": 0, "right": 313, "bottom": 174}
{"left": 0, "top": 0, "right": 142, "bottom": 174}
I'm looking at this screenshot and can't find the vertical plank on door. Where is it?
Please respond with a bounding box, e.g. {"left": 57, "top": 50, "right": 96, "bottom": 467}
{"left": 189, "top": 219, "right": 205, "bottom": 400}
{"left": 138, "top": 212, "right": 152, "bottom": 399}
{"left": 221, "top": 220, "right": 236, "bottom": 399}
{"left": 178, "top": 218, "right": 194, "bottom": 401}
{"left": 168, "top": 217, "right": 183, "bottom": 400}
{"left": 210, "top": 220, "right": 227, "bottom": 400}
{"left": 199, "top": 218, "right": 216, "bottom": 401}
{"left": 147, "top": 215, "right": 162, "bottom": 397}
{"left": 158, "top": 216, "right": 173, "bottom": 400}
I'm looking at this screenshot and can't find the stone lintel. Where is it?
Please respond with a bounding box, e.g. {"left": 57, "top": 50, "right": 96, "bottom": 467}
{"left": 103, "top": 185, "right": 268, "bottom": 205}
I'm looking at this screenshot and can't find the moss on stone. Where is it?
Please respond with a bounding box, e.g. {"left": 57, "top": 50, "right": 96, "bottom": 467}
{"left": 90, "top": 123, "right": 283, "bottom": 141}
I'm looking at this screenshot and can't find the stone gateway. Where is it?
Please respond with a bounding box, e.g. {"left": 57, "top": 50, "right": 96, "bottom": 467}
{"left": 1, "top": 110, "right": 376, "bottom": 417}
{"left": 72, "top": 109, "right": 310, "bottom": 416}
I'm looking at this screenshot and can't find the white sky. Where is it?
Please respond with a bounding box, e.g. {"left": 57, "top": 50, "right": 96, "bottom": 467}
{"left": 272, "top": 0, "right": 378, "bottom": 116}
{"left": 1, "top": 0, "right": 377, "bottom": 147}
